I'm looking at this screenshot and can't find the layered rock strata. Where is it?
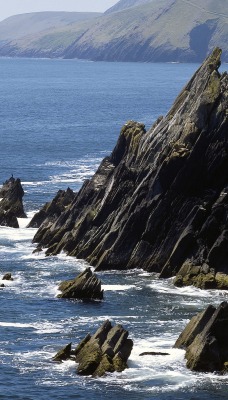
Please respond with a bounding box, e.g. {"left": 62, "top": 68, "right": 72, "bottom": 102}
{"left": 0, "top": 177, "right": 26, "bottom": 228}
{"left": 57, "top": 267, "right": 103, "bottom": 300}
{"left": 28, "top": 187, "right": 75, "bottom": 228}
{"left": 33, "top": 48, "right": 228, "bottom": 288}
{"left": 52, "top": 320, "right": 133, "bottom": 377}
{"left": 175, "top": 302, "right": 228, "bottom": 373}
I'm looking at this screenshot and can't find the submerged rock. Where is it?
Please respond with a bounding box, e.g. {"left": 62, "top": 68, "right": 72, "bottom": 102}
{"left": 2, "top": 273, "right": 14, "bottom": 281}
{"left": 57, "top": 267, "right": 103, "bottom": 300}
{"left": 53, "top": 320, "right": 133, "bottom": 377}
{"left": 175, "top": 302, "right": 228, "bottom": 372}
{"left": 33, "top": 48, "right": 228, "bottom": 289}
{"left": 139, "top": 352, "right": 170, "bottom": 356}
{"left": 0, "top": 177, "right": 26, "bottom": 228}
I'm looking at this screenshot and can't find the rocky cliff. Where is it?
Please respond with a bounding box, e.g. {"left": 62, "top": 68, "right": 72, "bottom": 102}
{"left": 33, "top": 48, "right": 228, "bottom": 289}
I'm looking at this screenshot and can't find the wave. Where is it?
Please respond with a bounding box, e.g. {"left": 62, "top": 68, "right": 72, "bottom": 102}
{"left": 102, "top": 284, "right": 136, "bottom": 291}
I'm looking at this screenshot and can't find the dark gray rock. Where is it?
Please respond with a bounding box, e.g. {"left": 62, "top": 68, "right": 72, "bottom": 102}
{"left": 2, "top": 273, "right": 14, "bottom": 281}
{"left": 28, "top": 187, "right": 75, "bottom": 229}
{"left": 139, "top": 352, "right": 170, "bottom": 356}
{"left": 33, "top": 48, "right": 228, "bottom": 289}
{"left": 0, "top": 177, "right": 26, "bottom": 228}
{"left": 57, "top": 267, "right": 103, "bottom": 300}
{"left": 175, "top": 302, "right": 228, "bottom": 372}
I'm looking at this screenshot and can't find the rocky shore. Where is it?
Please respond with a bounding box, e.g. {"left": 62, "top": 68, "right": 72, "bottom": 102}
{"left": 31, "top": 48, "right": 228, "bottom": 290}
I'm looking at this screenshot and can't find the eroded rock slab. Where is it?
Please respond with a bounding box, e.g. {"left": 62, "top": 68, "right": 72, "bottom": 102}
{"left": 57, "top": 267, "right": 103, "bottom": 300}
{"left": 0, "top": 177, "right": 26, "bottom": 228}
{"left": 175, "top": 302, "right": 228, "bottom": 372}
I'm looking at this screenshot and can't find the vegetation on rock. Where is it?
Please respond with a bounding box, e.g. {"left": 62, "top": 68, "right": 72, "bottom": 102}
{"left": 52, "top": 320, "right": 133, "bottom": 377}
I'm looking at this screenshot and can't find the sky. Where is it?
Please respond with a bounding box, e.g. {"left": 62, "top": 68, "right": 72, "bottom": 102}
{"left": 0, "top": 0, "right": 118, "bottom": 22}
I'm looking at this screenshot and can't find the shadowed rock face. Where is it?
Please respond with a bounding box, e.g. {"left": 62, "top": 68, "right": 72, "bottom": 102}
{"left": 28, "top": 187, "right": 75, "bottom": 229}
{"left": 52, "top": 320, "right": 133, "bottom": 377}
{"left": 0, "top": 177, "right": 26, "bottom": 228}
{"left": 33, "top": 48, "right": 228, "bottom": 289}
{"left": 175, "top": 302, "right": 228, "bottom": 373}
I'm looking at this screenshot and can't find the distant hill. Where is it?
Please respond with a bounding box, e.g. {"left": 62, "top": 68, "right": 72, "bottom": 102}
{"left": 105, "top": 0, "right": 153, "bottom": 14}
{"left": 0, "top": 12, "right": 102, "bottom": 57}
{"left": 0, "top": 1, "right": 227, "bottom": 62}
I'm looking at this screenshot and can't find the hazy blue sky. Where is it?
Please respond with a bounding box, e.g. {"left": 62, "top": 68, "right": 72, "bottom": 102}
{"left": 0, "top": 0, "right": 118, "bottom": 21}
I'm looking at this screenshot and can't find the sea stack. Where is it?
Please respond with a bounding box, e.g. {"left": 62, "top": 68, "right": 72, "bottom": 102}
{"left": 0, "top": 176, "right": 26, "bottom": 228}
{"left": 33, "top": 48, "right": 228, "bottom": 289}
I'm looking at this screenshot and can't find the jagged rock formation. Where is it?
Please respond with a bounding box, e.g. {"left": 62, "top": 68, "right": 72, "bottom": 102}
{"left": 175, "top": 302, "right": 228, "bottom": 373}
{"left": 33, "top": 48, "right": 228, "bottom": 289}
{"left": 57, "top": 267, "right": 103, "bottom": 300}
{"left": 0, "top": 177, "right": 26, "bottom": 228}
{"left": 52, "top": 320, "right": 133, "bottom": 377}
{"left": 28, "top": 187, "right": 75, "bottom": 228}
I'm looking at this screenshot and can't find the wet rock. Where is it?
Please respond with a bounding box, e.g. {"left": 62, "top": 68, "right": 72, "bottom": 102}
{"left": 0, "top": 176, "right": 26, "bottom": 228}
{"left": 75, "top": 320, "right": 133, "bottom": 377}
{"left": 175, "top": 302, "right": 228, "bottom": 372}
{"left": 52, "top": 343, "right": 72, "bottom": 362}
{"left": 2, "top": 273, "right": 14, "bottom": 281}
{"left": 33, "top": 49, "right": 228, "bottom": 288}
{"left": 57, "top": 267, "right": 103, "bottom": 300}
{"left": 52, "top": 321, "right": 133, "bottom": 377}
{"left": 139, "top": 352, "right": 170, "bottom": 356}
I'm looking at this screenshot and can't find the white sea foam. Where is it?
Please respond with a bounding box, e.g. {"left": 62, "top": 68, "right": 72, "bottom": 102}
{"left": 148, "top": 279, "right": 228, "bottom": 300}
{"left": 0, "top": 322, "right": 35, "bottom": 328}
{"left": 102, "top": 284, "right": 136, "bottom": 291}
{"left": 0, "top": 321, "right": 62, "bottom": 334}
{"left": 0, "top": 225, "right": 36, "bottom": 242}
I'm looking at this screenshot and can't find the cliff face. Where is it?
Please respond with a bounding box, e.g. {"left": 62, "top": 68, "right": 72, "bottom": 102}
{"left": 33, "top": 48, "right": 228, "bottom": 288}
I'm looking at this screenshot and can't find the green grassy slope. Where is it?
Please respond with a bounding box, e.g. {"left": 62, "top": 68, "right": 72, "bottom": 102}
{"left": 63, "top": 0, "right": 228, "bottom": 62}
{"left": 0, "top": 0, "right": 227, "bottom": 62}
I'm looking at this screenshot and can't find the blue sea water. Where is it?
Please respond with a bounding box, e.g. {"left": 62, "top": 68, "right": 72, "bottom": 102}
{"left": 0, "top": 58, "right": 227, "bottom": 400}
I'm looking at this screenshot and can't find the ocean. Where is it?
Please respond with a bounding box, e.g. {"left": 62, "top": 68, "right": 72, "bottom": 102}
{"left": 0, "top": 58, "right": 227, "bottom": 399}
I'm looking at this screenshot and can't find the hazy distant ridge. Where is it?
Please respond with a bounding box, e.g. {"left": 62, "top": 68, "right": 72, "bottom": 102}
{"left": 0, "top": 0, "right": 227, "bottom": 62}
